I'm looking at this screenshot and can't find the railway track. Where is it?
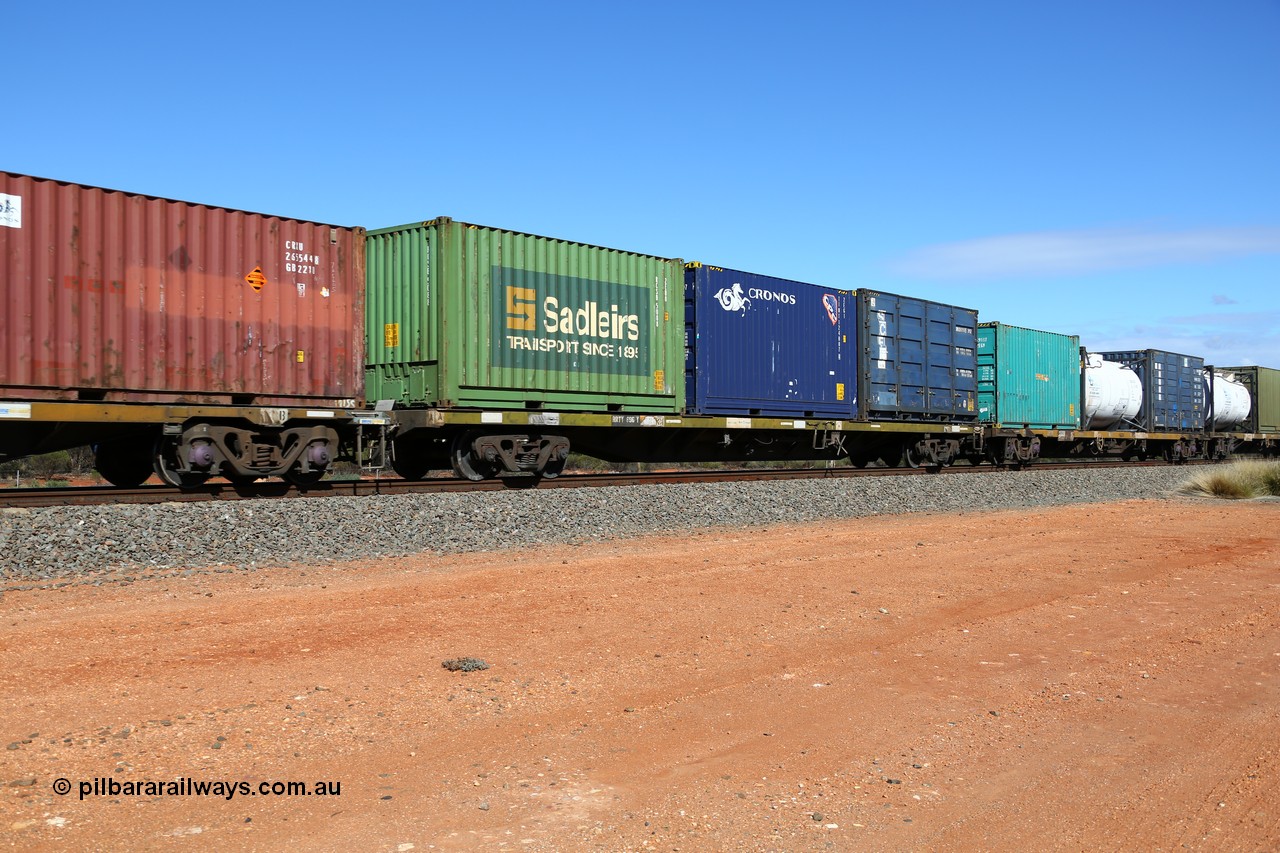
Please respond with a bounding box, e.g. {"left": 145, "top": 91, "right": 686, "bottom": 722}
{"left": 0, "top": 459, "right": 1213, "bottom": 509}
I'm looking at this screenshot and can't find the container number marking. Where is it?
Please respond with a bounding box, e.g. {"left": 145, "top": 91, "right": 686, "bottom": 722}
{"left": 284, "top": 241, "right": 318, "bottom": 275}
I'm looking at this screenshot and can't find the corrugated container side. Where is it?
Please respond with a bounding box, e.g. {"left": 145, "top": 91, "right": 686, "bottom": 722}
{"left": 1098, "top": 349, "right": 1205, "bottom": 430}
{"left": 365, "top": 218, "right": 683, "bottom": 412}
{"left": 0, "top": 172, "right": 364, "bottom": 405}
{"left": 977, "top": 323, "right": 1081, "bottom": 429}
{"left": 1219, "top": 366, "right": 1280, "bottom": 433}
{"left": 856, "top": 290, "right": 978, "bottom": 421}
{"left": 684, "top": 264, "right": 854, "bottom": 418}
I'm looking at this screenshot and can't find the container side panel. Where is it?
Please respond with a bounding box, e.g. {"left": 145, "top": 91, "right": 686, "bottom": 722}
{"left": 0, "top": 172, "right": 363, "bottom": 405}
{"left": 368, "top": 219, "right": 682, "bottom": 411}
{"left": 976, "top": 325, "right": 997, "bottom": 422}
{"left": 930, "top": 302, "right": 978, "bottom": 417}
{"left": 1099, "top": 349, "right": 1205, "bottom": 430}
{"left": 1259, "top": 366, "right": 1280, "bottom": 432}
{"left": 684, "top": 274, "right": 697, "bottom": 411}
{"left": 1258, "top": 367, "right": 1280, "bottom": 433}
{"left": 857, "top": 290, "right": 977, "bottom": 421}
{"left": 860, "top": 293, "right": 903, "bottom": 415}
{"left": 364, "top": 224, "right": 436, "bottom": 405}
{"left": 978, "top": 323, "right": 1081, "bottom": 428}
{"left": 684, "top": 266, "right": 853, "bottom": 417}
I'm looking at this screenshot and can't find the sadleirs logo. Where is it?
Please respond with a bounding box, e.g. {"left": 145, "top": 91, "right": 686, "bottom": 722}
{"left": 715, "top": 282, "right": 750, "bottom": 313}
{"left": 504, "top": 284, "right": 639, "bottom": 339}
{"left": 506, "top": 286, "right": 537, "bottom": 330}
{"left": 493, "top": 268, "right": 651, "bottom": 378}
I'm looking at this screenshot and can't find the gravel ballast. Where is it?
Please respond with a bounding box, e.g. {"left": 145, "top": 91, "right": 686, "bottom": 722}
{"left": 0, "top": 467, "right": 1200, "bottom": 587}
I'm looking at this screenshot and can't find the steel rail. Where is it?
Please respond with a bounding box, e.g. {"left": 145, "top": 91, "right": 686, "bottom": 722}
{"left": 0, "top": 459, "right": 1214, "bottom": 509}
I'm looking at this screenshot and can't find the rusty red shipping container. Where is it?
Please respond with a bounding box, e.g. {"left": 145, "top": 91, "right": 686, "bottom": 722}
{"left": 0, "top": 171, "right": 364, "bottom": 406}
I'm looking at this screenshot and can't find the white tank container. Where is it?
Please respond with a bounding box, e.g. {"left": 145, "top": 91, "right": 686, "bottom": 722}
{"left": 1083, "top": 353, "right": 1142, "bottom": 429}
{"left": 1204, "top": 370, "right": 1252, "bottom": 429}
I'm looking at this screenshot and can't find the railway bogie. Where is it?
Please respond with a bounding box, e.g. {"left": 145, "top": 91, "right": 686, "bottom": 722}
{"left": 149, "top": 420, "right": 344, "bottom": 488}
{"left": 447, "top": 432, "right": 571, "bottom": 481}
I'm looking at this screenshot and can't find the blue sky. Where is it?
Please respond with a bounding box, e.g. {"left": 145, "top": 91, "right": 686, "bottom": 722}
{"left": 8, "top": 1, "right": 1279, "bottom": 366}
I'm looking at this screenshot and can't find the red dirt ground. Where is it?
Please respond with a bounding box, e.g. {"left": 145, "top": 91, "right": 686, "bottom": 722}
{"left": 1, "top": 498, "right": 1278, "bottom": 851}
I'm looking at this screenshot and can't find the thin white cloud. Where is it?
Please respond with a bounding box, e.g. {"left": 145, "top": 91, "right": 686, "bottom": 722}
{"left": 1212, "top": 294, "right": 1238, "bottom": 305}
{"left": 892, "top": 226, "right": 1280, "bottom": 279}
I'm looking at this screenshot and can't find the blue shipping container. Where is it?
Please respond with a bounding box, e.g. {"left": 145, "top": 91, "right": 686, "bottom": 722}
{"left": 856, "top": 290, "right": 978, "bottom": 421}
{"left": 684, "top": 264, "right": 855, "bottom": 418}
{"left": 1098, "top": 350, "right": 1205, "bottom": 431}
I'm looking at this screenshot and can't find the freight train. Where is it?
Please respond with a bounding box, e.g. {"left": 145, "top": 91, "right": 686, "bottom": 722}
{"left": 2, "top": 171, "right": 1277, "bottom": 488}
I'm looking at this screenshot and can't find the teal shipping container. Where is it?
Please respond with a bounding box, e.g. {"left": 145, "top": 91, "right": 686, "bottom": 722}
{"left": 977, "top": 323, "right": 1081, "bottom": 429}
{"left": 364, "top": 218, "right": 684, "bottom": 412}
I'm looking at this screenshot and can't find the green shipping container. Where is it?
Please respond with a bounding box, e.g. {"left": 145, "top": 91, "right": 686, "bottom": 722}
{"left": 365, "top": 218, "right": 684, "bottom": 412}
{"left": 1219, "top": 366, "right": 1280, "bottom": 433}
{"left": 977, "top": 322, "right": 1081, "bottom": 429}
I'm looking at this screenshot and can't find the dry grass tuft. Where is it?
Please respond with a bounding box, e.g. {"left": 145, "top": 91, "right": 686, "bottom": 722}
{"left": 1179, "top": 460, "right": 1280, "bottom": 499}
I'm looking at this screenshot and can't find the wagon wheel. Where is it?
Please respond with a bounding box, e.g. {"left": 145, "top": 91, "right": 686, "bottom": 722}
{"left": 451, "top": 433, "right": 497, "bottom": 482}
{"left": 390, "top": 437, "right": 434, "bottom": 481}
{"left": 901, "top": 444, "right": 928, "bottom": 469}
{"left": 539, "top": 453, "right": 567, "bottom": 479}
{"left": 152, "top": 437, "right": 212, "bottom": 489}
{"left": 94, "top": 438, "right": 155, "bottom": 487}
{"left": 847, "top": 450, "right": 874, "bottom": 469}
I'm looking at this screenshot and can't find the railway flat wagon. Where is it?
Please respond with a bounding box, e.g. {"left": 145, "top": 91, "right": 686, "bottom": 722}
{"left": 684, "top": 263, "right": 855, "bottom": 418}
{"left": 0, "top": 171, "right": 384, "bottom": 487}
{"left": 365, "top": 218, "right": 684, "bottom": 480}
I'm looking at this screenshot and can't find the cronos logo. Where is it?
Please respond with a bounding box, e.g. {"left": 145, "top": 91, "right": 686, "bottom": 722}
{"left": 715, "top": 283, "right": 750, "bottom": 313}
{"left": 715, "top": 282, "right": 798, "bottom": 312}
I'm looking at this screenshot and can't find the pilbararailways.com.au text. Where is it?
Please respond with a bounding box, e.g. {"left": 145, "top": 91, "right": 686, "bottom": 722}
{"left": 56, "top": 777, "right": 340, "bottom": 801}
